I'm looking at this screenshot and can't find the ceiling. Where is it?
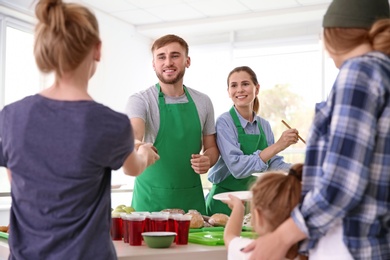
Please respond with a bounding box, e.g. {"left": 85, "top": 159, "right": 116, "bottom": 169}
{"left": 0, "top": 0, "right": 332, "bottom": 45}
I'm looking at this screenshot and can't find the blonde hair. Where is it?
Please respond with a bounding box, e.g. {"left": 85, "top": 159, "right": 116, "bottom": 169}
{"left": 324, "top": 18, "right": 390, "bottom": 55}
{"left": 227, "top": 66, "right": 260, "bottom": 114}
{"left": 34, "top": 0, "right": 100, "bottom": 77}
{"left": 250, "top": 164, "right": 303, "bottom": 259}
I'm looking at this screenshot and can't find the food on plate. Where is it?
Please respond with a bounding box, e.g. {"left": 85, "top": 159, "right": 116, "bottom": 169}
{"left": 161, "top": 208, "right": 185, "bottom": 214}
{"left": 186, "top": 209, "right": 204, "bottom": 228}
{"left": 112, "top": 204, "right": 135, "bottom": 214}
{"left": 0, "top": 225, "right": 9, "bottom": 233}
{"left": 242, "top": 213, "right": 252, "bottom": 227}
{"left": 123, "top": 206, "right": 135, "bottom": 213}
{"left": 203, "top": 221, "right": 213, "bottom": 227}
{"left": 208, "top": 213, "right": 229, "bottom": 227}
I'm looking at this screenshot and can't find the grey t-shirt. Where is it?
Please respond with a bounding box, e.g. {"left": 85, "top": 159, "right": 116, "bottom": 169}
{"left": 125, "top": 85, "right": 216, "bottom": 143}
{"left": 0, "top": 94, "right": 133, "bottom": 260}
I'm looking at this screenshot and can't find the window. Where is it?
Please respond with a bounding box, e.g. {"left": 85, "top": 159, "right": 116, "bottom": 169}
{"left": 1, "top": 17, "right": 38, "bottom": 193}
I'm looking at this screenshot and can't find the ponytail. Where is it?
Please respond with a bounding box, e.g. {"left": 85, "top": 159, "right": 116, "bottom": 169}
{"left": 34, "top": 0, "right": 100, "bottom": 77}
{"left": 370, "top": 19, "right": 390, "bottom": 55}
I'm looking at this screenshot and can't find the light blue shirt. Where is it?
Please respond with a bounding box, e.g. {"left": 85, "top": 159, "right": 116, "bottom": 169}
{"left": 208, "top": 107, "right": 291, "bottom": 184}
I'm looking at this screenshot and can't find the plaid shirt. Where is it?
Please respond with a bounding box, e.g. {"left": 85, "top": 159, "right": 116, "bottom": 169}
{"left": 291, "top": 51, "right": 390, "bottom": 260}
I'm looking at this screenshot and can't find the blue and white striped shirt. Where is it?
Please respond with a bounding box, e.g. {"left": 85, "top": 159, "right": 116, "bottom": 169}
{"left": 208, "top": 107, "right": 290, "bottom": 184}
{"left": 292, "top": 51, "right": 390, "bottom": 260}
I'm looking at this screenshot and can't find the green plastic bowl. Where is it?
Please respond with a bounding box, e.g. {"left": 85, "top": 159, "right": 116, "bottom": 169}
{"left": 142, "top": 232, "right": 176, "bottom": 248}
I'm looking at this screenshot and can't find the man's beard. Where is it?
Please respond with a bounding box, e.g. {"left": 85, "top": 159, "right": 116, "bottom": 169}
{"left": 156, "top": 69, "right": 185, "bottom": 85}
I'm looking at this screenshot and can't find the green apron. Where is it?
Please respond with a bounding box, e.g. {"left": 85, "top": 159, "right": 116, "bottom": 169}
{"left": 132, "top": 84, "right": 206, "bottom": 214}
{"left": 206, "top": 107, "right": 268, "bottom": 216}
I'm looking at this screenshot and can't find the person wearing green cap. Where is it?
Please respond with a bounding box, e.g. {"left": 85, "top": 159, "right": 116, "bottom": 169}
{"left": 241, "top": 0, "right": 390, "bottom": 259}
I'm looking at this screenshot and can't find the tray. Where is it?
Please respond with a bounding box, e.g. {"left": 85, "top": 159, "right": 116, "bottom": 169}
{"left": 0, "top": 231, "right": 8, "bottom": 240}
{"left": 189, "top": 226, "right": 253, "bottom": 233}
{"left": 189, "top": 226, "right": 225, "bottom": 233}
{"left": 188, "top": 231, "right": 256, "bottom": 246}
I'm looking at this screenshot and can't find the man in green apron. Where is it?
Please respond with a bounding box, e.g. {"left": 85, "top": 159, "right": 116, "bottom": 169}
{"left": 125, "top": 35, "right": 219, "bottom": 215}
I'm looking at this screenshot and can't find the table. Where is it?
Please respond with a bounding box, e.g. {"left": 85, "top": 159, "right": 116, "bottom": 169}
{"left": 0, "top": 238, "right": 227, "bottom": 260}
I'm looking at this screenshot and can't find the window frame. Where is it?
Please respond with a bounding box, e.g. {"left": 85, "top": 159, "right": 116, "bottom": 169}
{"left": 0, "top": 14, "right": 35, "bottom": 108}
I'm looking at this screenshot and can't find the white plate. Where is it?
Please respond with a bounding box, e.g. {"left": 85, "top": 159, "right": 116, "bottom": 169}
{"left": 111, "top": 184, "right": 126, "bottom": 189}
{"left": 252, "top": 172, "right": 287, "bottom": 177}
{"left": 213, "top": 191, "right": 252, "bottom": 201}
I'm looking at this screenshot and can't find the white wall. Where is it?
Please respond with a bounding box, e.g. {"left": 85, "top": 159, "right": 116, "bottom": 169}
{"left": 88, "top": 10, "right": 154, "bottom": 113}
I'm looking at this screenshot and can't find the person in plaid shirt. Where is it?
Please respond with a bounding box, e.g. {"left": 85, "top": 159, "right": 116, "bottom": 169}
{"left": 242, "top": 0, "right": 390, "bottom": 259}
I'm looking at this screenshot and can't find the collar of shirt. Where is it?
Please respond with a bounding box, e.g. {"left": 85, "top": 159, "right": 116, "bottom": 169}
{"left": 233, "top": 107, "right": 258, "bottom": 128}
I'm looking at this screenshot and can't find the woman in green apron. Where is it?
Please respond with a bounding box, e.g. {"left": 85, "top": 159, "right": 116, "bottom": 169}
{"left": 206, "top": 66, "right": 300, "bottom": 216}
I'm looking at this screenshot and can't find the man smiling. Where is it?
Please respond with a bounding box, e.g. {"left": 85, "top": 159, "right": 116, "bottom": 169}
{"left": 125, "top": 34, "right": 219, "bottom": 214}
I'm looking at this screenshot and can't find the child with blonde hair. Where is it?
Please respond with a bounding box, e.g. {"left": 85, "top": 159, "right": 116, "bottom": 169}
{"left": 223, "top": 164, "right": 305, "bottom": 260}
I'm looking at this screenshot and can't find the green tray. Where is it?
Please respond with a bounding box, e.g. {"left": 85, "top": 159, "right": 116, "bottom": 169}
{"left": 189, "top": 226, "right": 253, "bottom": 233}
{"left": 0, "top": 231, "right": 8, "bottom": 240}
{"left": 241, "top": 226, "right": 253, "bottom": 232}
{"left": 188, "top": 231, "right": 256, "bottom": 246}
{"left": 189, "top": 226, "right": 225, "bottom": 233}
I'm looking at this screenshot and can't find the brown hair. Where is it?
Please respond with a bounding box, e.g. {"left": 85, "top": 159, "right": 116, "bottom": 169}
{"left": 151, "top": 34, "right": 189, "bottom": 56}
{"left": 324, "top": 18, "right": 390, "bottom": 55}
{"left": 250, "top": 163, "right": 303, "bottom": 259}
{"left": 34, "top": 0, "right": 100, "bottom": 77}
{"left": 227, "top": 66, "right": 260, "bottom": 114}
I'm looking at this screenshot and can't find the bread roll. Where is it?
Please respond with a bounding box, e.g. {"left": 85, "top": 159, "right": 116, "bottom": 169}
{"left": 208, "top": 213, "right": 229, "bottom": 227}
{"left": 0, "top": 225, "right": 9, "bottom": 233}
{"left": 161, "top": 208, "right": 185, "bottom": 214}
{"left": 186, "top": 209, "right": 204, "bottom": 228}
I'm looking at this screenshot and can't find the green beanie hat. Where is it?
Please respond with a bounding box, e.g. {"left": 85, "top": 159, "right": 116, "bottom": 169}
{"left": 323, "top": 0, "right": 390, "bottom": 28}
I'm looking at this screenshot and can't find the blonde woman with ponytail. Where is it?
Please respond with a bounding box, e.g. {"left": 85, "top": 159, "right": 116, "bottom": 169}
{"left": 0, "top": 0, "right": 158, "bottom": 259}
{"left": 206, "top": 66, "right": 299, "bottom": 216}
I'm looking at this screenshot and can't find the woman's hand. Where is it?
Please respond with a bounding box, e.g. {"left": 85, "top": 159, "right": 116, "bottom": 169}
{"left": 276, "top": 129, "right": 299, "bottom": 150}
{"left": 134, "top": 139, "right": 144, "bottom": 150}
{"left": 138, "top": 143, "right": 159, "bottom": 167}
{"left": 243, "top": 232, "right": 287, "bottom": 260}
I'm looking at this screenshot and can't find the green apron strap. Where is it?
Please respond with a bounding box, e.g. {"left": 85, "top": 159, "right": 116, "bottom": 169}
{"left": 229, "top": 107, "right": 245, "bottom": 135}
{"left": 206, "top": 106, "right": 268, "bottom": 216}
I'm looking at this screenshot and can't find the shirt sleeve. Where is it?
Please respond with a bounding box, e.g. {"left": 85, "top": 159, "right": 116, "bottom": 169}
{"left": 216, "top": 114, "right": 270, "bottom": 179}
{"left": 292, "top": 59, "right": 379, "bottom": 240}
{"left": 124, "top": 93, "right": 148, "bottom": 121}
{"left": 109, "top": 122, "right": 134, "bottom": 170}
{"left": 0, "top": 109, "right": 7, "bottom": 167}
{"left": 202, "top": 95, "right": 216, "bottom": 136}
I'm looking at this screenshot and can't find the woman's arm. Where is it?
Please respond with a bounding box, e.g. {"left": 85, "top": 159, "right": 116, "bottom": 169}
{"left": 259, "top": 128, "right": 298, "bottom": 162}
{"left": 6, "top": 168, "right": 11, "bottom": 182}
{"left": 243, "top": 217, "right": 307, "bottom": 260}
{"left": 216, "top": 115, "right": 269, "bottom": 178}
{"left": 122, "top": 142, "right": 159, "bottom": 176}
